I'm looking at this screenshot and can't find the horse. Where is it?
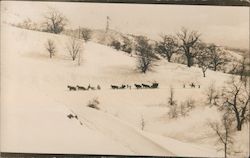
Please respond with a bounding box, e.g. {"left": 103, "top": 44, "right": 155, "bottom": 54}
{"left": 76, "top": 85, "right": 87, "bottom": 90}
{"left": 134, "top": 84, "right": 142, "bottom": 89}
{"left": 67, "top": 85, "right": 76, "bottom": 91}
{"left": 111, "top": 85, "right": 119, "bottom": 89}
{"left": 142, "top": 83, "right": 151, "bottom": 88}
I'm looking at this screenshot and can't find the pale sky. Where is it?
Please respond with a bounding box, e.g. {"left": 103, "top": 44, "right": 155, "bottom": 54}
{"left": 2, "top": 1, "right": 249, "bottom": 49}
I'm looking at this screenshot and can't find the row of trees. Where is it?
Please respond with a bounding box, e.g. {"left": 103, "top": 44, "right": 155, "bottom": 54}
{"left": 19, "top": 8, "right": 248, "bottom": 78}
{"left": 133, "top": 28, "right": 248, "bottom": 79}
{"left": 45, "top": 37, "right": 83, "bottom": 65}
{"left": 15, "top": 8, "right": 68, "bottom": 34}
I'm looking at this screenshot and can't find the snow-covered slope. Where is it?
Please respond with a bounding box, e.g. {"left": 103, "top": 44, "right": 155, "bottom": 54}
{"left": 1, "top": 24, "right": 248, "bottom": 157}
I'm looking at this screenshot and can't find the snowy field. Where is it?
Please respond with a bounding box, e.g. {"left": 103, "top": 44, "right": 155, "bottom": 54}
{"left": 1, "top": 23, "right": 249, "bottom": 157}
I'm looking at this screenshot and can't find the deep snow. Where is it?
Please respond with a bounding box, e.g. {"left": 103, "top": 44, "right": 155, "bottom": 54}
{"left": 1, "top": 24, "right": 249, "bottom": 157}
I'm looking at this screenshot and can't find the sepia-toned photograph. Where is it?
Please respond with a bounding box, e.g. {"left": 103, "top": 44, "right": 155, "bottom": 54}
{"left": 0, "top": 1, "right": 249, "bottom": 157}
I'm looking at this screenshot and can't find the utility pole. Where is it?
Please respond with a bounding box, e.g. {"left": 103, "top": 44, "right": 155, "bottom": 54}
{"left": 78, "top": 26, "right": 81, "bottom": 66}
{"left": 106, "top": 16, "right": 110, "bottom": 33}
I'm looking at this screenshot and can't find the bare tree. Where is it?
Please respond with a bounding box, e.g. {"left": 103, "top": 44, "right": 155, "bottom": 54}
{"left": 238, "top": 56, "right": 248, "bottom": 82}
{"left": 206, "top": 82, "right": 220, "bottom": 106}
{"left": 185, "top": 98, "right": 195, "bottom": 110}
{"left": 168, "top": 103, "right": 178, "bottom": 119}
{"left": 121, "top": 36, "right": 133, "bottom": 54}
{"left": 221, "top": 77, "right": 250, "bottom": 131}
{"left": 156, "top": 35, "right": 178, "bottom": 62}
{"left": 81, "top": 28, "right": 92, "bottom": 42}
{"left": 135, "top": 36, "right": 155, "bottom": 73}
{"left": 168, "top": 87, "right": 177, "bottom": 106}
{"left": 67, "top": 38, "right": 83, "bottom": 61}
{"left": 180, "top": 102, "right": 189, "bottom": 117}
{"left": 195, "top": 43, "right": 212, "bottom": 77}
{"left": 209, "top": 114, "right": 234, "bottom": 158}
{"left": 44, "top": 8, "right": 68, "bottom": 34}
{"left": 208, "top": 44, "right": 228, "bottom": 71}
{"left": 177, "top": 27, "right": 201, "bottom": 67}
{"left": 45, "top": 39, "right": 56, "bottom": 58}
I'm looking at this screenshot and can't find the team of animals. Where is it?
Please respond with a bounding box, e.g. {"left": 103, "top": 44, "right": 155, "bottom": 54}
{"left": 67, "top": 82, "right": 200, "bottom": 91}
{"left": 67, "top": 83, "right": 159, "bottom": 91}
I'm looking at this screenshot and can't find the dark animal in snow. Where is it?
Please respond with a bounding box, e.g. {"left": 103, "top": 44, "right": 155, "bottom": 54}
{"left": 127, "top": 84, "right": 131, "bottom": 89}
{"left": 75, "top": 115, "right": 78, "bottom": 119}
{"left": 97, "top": 85, "right": 101, "bottom": 90}
{"left": 120, "top": 84, "right": 126, "bottom": 89}
{"left": 67, "top": 114, "right": 74, "bottom": 119}
{"left": 111, "top": 85, "right": 119, "bottom": 89}
{"left": 134, "top": 84, "right": 142, "bottom": 89}
{"left": 67, "top": 85, "right": 76, "bottom": 91}
{"left": 151, "top": 83, "right": 159, "bottom": 89}
{"left": 77, "top": 85, "right": 86, "bottom": 90}
{"left": 142, "top": 84, "right": 151, "bottom": 88}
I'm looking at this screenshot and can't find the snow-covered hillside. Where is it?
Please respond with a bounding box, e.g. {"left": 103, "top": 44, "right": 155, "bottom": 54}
{"left": 1, "top": 24, "right": 249, "bottom": 157}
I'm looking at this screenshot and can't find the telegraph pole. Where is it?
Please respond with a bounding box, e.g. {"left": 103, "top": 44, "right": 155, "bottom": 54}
{"left": 106, "top": 16, "right": 110, "bottom": 33}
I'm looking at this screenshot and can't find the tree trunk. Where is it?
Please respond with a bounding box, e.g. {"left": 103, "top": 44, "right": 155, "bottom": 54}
{"left": 187, "top": 56, "right": 193, "bottom": 67}
{"left": 202, "top": 69, "right": 206, "bottom": 77}
{"left": 167, "top": 57, "right": 171, "bottom": 62}
{"left": 214, "top": 65, "right": 217, "bottom": 71}
{"left": 224, "top": 143, "right": 227, "bottom": 158}
{"left": 237, "top": 121, "right": 242, "bottom": 131}
{"left": 235, "top": 111, "right": 242, "bottom": 131}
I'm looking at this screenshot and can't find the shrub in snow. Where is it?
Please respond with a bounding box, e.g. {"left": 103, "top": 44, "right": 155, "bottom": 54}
{"left": 87, "top": 98, "right": 100, "bottom": 110}
{"left": 168, "top": 104, "right": 178, "bottom": 119}
{"left": 121, "top": 36, "right": 133, "bottom": 54}
{"left": 45, "top": 39, "right": 56, "bottom": 58}
{"left": 168, "top": 97, "right": 196, "bottom": 119}
{"left": 179, "top": 102, "right": 189, "bottom": 117}
{"left": 81, "top": 28, "right": 92, "bottom": 42}
{"left": 185, "top": 98, "right": 196, "bottom": 110}
{"left": 110, "top": 40, "right": 121, "bottom": 51}
{"left": 15, "top": 18, "right": 41, "bottom": 31}
{"left": 168, "top": 87, "right": 177, "bottom": 106}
